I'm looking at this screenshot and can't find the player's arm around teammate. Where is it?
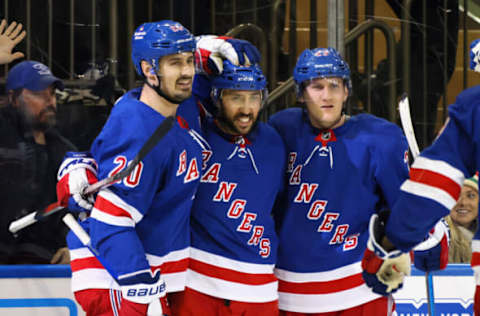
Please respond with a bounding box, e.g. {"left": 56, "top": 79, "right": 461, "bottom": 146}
{"left": 56, "top": 21, "right": 263, "bottom": 316}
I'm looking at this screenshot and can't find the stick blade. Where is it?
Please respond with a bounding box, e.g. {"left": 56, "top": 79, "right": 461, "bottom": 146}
{"left": 398, "top": 94, "right": 420, "bottom": 159}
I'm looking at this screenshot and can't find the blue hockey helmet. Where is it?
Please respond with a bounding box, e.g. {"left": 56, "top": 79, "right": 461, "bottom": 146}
{"left": 211, "top": 60, "right": 268, "bottom": 106}
{"left": 131, "top": 20, "right": 195, "bottom": 77}
{"left": 293, "top": 47, "right": 351, "bottom": 95}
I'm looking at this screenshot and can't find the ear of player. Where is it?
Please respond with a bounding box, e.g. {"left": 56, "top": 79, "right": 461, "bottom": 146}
{"left": 361, "top": 212, "right": 411, "bottom": 295}
{"left": 412, "top": 218, "right": 449, "bottom": 271}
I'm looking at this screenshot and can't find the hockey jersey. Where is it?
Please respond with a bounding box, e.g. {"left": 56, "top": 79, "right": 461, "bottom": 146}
{"left": 268, "top": 108, "right": 409, "bottom": 313}
{"left": 68, "top": 87, "right": 204, "bottom": 293}
{"left": 187, "top": 117, "right": 286, "bottom": 303}
{"left": 388, "top": 85, "right": 479, "bottom": 252}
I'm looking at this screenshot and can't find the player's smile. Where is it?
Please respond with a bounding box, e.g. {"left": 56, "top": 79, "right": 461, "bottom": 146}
{"left": 234, "top": 114, "right": 253, "bottom": 132}
{"left": 176, "top": 79, "right": 192, "bottom": 90}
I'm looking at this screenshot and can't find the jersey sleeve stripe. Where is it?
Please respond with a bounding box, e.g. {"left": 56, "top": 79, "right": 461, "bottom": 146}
{"left": 145, "top": 248, "right": 190, "bottom": 266}
{"left": 97, "top": 189, "right": 144, "bottom": 223}
{"left": 471, "top": 240, "right": 480, "bottom": 267}
{"left": 151, "top": 258, "right": 189, "bottom": 274}
{"left": 70, "top": 247, "right": 95, "bottom": 261}
{"left": 409, "top": 168, "right": 461, "bottom": 200}
{"left": 400, "top": 180, "right": 457, "bottom": 210}
{"left": 412, "top": 156, "right": 465, "bottom": 184}
{"left": 91, "top": 207, "right": 135, "bottom": 227}
{"left": 189, "top": 258, "right": 277, "bottom": 285}
{"left": 71, "top": 256, "right": 105, "bottom": 272}
{"left": 472, "top": 252, "right": 480, "bottom": 267}
{"left": 278, "top": 273, "right": 364, "bottom": 294}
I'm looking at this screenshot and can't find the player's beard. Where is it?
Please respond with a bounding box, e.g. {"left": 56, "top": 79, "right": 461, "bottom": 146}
{"left": 216, "top": 105, "right": 260, "bottom": 136}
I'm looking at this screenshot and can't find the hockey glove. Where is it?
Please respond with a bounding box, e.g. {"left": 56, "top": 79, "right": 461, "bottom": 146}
{"left": 412, "top": 218, "right": 449, "bottom": 272}
{"left": 118, "top": 269, "right": 166, "bottom": 316}
{"left": 195, "top": 35, "right": 260, "bottom": 75}
{"left": 470, "top": 39, "right": 480, "bottom": 72}
{"left": 361, "top": 213, "right": 411, "bottom": 296}
{"left": 57, "top": 151, "right": 98, "bottom": 213}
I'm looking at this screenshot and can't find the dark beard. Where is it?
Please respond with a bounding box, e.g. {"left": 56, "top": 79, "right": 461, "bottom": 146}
{"left": 28, "top": 107, "right": 57, "bottom": 131}
{"left": 216, "top": 104, "right": 260, "bottom": 136}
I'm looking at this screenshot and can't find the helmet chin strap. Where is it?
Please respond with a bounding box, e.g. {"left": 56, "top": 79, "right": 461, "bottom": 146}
{"left": 145, "top": 74, "right": 182, "bottom": 105}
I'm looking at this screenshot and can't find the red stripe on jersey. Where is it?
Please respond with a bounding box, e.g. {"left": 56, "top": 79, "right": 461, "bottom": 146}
{"left": 189, "top": 259, "right": 277, "bottom": 285}
{"left": 278, "top": 273, "right": 364, "bottom": 294}
{"left": 151, "top": 258, "right": 189, "bottom": 274}
{"left": 70, "top": 257, "right": 104, "bottom": 272}
{"left": 409, "top": 168, "right": 461, "bottom": 200}
{"left": 471, "top": 252, "right": 480, "bottom": 267}
{"left": 95, "top": 195, "right": 132, "bottom": 219}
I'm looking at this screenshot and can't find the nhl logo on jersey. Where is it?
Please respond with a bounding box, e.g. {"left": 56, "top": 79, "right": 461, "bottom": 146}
{"left": 321, "top": 131, "right": 331, "bottom": 141}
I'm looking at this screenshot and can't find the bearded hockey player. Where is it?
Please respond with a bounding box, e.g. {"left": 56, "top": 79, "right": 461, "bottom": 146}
{"left": 169, "top": 60, "right": 286, "bottom": 316}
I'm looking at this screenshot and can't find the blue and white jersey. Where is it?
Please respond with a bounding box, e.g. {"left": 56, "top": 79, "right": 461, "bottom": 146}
{"left": 187, "top": 117, "right": 286, "bottom": 303}
{"left": 388, "top": 86, "right": 479, "bottom": 253}
{"left": 269, "top": 108, "right": 409, "bottom": 313}
{"left": 68, "top": 87, "right": 203, "bottom": 294}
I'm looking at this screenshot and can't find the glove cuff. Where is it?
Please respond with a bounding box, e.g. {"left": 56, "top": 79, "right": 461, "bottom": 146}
{"left": 368, "top": 214, "right": 404, "bottom": 259}
{"left": 119, "top": 270, "right": 166, "bottom": 305}
{"left": 57, "top": 152, "right": 98, "bottom": 180}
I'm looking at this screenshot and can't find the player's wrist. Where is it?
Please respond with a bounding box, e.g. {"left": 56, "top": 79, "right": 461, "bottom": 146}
{"left": 381, "top": 236, "right": 396, "bottom": 252}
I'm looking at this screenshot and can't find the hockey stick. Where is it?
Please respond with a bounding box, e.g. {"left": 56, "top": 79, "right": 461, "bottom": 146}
{"left": 63, "top": 213, "right": 166, "bottom": 315}
{"left": 398, "top": 93, "right": 420, "bottom": 158}
{"left": 9, "top": 116, "right": 176, "bottom": 234}
{"left": 8, "top": 201, "right": 65, "bottom": 235}
{"left": 398, "top": 94, "right": 435, "bottom": 316}
{"left": 62, "top": 213, "right": 119, "bottom": 280}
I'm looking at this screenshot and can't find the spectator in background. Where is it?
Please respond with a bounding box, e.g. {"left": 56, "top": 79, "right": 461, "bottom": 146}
{"left": 0, "top": 59, "right": 76, "bottom": 264}
{"left": 445, "top": 174, "right": 479, "bottom": 263}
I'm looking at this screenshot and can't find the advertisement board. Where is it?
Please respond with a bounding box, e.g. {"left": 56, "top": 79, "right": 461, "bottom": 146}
{"left": 0, "top": 264, "right": 475, "bottom": 315}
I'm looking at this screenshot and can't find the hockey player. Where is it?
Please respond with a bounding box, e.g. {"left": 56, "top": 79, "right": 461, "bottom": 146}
{"left": 362, "top": 40, "right": 480, "bottom": 313}
{"left": 56, "top": 21, "right": 260, "bottom": 316}
{"left": 268, "top": 47, "right": 410, "bottom": 315}
{"left": 169, "top": 60, "right": 286, "bottom": 316}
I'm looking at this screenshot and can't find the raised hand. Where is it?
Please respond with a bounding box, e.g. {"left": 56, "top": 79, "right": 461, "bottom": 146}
{"left": 0, "top": 19, "right": 26, "bottom": 65}
{"left": 195, "top": 35, "right": 261, "bottom": 75}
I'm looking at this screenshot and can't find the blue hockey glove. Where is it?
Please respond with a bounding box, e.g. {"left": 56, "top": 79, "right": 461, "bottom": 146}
{"left": 57, "top": 151, "right": 98, "bottom": 213}
{"left": 361, "top": 213, "right": 411, "bottom": 296}
{"left": 413, "top": 218, "right": 449, "bottom": 271}
{"left": 195, "top": 35, "right": 260, "bottom": 75}
{"left": 470, "top": 39, "right": 480, "bottom": 72}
